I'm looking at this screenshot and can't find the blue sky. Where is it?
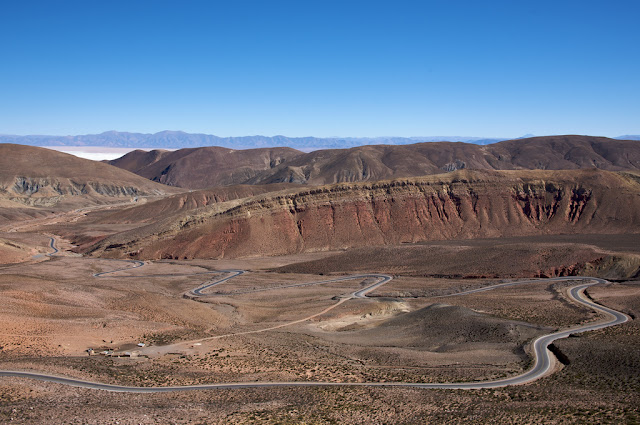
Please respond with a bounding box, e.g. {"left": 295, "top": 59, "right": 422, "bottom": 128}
{"left": 1, "top": 0, "right": 638, "bottom": 138}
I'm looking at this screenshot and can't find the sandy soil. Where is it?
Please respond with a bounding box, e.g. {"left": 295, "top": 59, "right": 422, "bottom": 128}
{"left": 0, "top": 231, "right": 638, "bottom": 423}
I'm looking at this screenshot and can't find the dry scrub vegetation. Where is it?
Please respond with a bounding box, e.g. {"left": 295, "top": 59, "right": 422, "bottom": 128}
{"left": 0, "top": 232, "right": 638, "bottom": 423}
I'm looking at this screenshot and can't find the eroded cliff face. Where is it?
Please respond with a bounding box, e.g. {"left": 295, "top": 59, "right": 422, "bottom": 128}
{"left": 91, "top": 170, "right": 640, "bottom": 259}
{"left": 3, "top": 177, "right": 167, "bottom": 206}
{"left": 10, "top": 177, "right": 153, "bottom": 196}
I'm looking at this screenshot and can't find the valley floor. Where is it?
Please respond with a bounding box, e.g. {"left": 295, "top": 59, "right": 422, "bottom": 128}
{"left": 0, "top": 230, "right": 638, "bottom": 423}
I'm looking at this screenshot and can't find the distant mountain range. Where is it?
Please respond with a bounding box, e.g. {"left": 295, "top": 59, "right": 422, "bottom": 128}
{"left": 2, "top": 130, "right": 638, "bottom": 150}
{"left": 0, "top": 131, "right": 529, "bottom": 150}
{"left": 1, "top": 130, "right": 637, "bottom": 151}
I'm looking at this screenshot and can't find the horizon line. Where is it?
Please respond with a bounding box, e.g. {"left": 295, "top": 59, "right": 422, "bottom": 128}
{"left": 2, "top": 130, "right": 639, "bottom": 139}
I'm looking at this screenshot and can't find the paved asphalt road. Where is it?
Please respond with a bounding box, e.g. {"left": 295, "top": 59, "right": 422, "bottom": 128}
{"left": 48, "top": 236, "right": 59, "bottom": 255}
{"left": 0, "top": 239, "right": 629, "bottom": 392}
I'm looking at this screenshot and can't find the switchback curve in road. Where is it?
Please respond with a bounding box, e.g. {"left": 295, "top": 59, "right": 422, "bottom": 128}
{"left": 0, "top": 238, "right": 630, "bottom": 392}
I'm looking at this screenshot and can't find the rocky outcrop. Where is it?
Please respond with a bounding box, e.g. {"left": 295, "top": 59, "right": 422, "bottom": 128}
{"left": 9, "top": 177, "right": 151, "bottom": 197}
{"left": 3, "top": 176, "right": 167, "bottom": 207}
{"left": 87, "top": 169, "right": 640, "bottom": 260}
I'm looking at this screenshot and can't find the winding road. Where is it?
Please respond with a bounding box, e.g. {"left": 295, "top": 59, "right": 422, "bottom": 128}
{"left": 0, "top": 237, "right": 630, "bottom": 392}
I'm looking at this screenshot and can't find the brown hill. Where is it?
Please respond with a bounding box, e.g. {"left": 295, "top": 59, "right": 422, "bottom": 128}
{"left": 249, "top": 135, "right": 640, "bottom": 185}
{"left": 106, "top": 149, "right": 171, "bottom": 174}
{"left": 489, "top": 136, "right": 640, "bottom": 170}
{"left": 85, "top": 169, "right": 640, "bottom": 260}
{"left": 108, "top": 146, "right": 303, "bottom": 189}
{"left": 0, "top": 144, "right": 182, "bottom": 209}
{"left": 321, "top": 303, "right": 544, "bottom": 352}
{"left": 108, "top": 135, "right": 640, "bottom": 188}
{"left": 249, "top": 141, "right": 491, "bottom": 184}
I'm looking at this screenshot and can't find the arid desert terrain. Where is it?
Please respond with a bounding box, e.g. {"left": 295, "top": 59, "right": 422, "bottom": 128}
{"left": 0, "top": 138, "right": 639, "bottom": 424}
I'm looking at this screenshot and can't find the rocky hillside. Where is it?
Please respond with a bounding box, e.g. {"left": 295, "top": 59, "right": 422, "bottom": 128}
{"left": 94, "top": 183, "right": 301, "bottom": 224}
{"left": 108, "top": 146, "right": 302, "bottom": 189}
{"left": 0, "top": 144, "right": 181, "bottom": 208}
{"left": 86, "top": 169, "right": 640, "bottom": 259}
{"left": 107, "top": 136, "right": 640, "bottom": 188}
{"left": 249, "top": 136, "right": 640, "bottom": 185}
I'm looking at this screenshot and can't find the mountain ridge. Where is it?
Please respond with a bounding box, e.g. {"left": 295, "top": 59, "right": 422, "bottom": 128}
{"left": 108, "top": 135, "right": 640, "bottom": 189}
{"left": 0, "top": 131, "right": 542, "bottom": 150}
{"left": 108, "top": 146, "right": 303, "bottom": 189}
{"left": 84, "top": 169, "right": 640, "bottom": 260}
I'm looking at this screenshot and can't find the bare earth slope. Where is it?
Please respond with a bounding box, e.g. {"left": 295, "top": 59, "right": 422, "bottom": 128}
{"left": 105, "top": 148, "right": 171, "bottom": 174}
{"left": 489, "top": 136, "right": 640, "bottom": 170}
{"left": 0, "top": 144, "right": 182, "bottom": 225}
{"left": 249, "top": 135, "right": 640, "bottom": 185}
{"left": 108, "top": 146, "right": 303, "bottom": 189}
{"left": 107, "top": 136, "right": 640, "bottom": 188}
{"left": 85, "top": 169, "right": 640, "bottom": 260}
{"left": 0, "top": 144, "right": 180, "bottom": 201}
{"left": 322, "top": 303, "right": 544, "bottom": 352}
{"left": 93, "top": 183, "right": 303, "bottom": 224}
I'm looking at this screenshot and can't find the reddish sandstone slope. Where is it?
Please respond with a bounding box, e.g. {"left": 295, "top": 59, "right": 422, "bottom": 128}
{"left": 86, "top": 169, "right": 640, "bottom": 259}
{"left": 94, "top": 183, "right": 302, "bottom": 224}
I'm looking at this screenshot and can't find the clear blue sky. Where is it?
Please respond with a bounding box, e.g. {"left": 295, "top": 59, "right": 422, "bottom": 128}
{"left": 1, "top": 0, "right": 638, "bottom": 138}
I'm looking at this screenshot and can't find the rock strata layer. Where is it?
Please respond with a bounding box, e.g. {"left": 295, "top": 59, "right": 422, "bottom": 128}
{"left": 87, "top": 169, "right": 640, "bottom": 259}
